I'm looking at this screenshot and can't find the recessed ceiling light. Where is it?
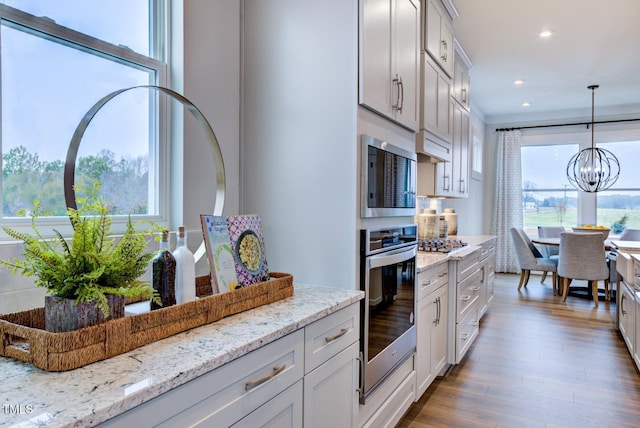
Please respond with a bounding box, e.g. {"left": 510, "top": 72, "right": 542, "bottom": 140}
{"left": 522, "top": 102, "right": 531, "bottom": 107}
{"left": 514, "top": 79, "right": 524, "bottom": 85}
{"left": 539, "top": 30, "right": 553, "bottom": 38}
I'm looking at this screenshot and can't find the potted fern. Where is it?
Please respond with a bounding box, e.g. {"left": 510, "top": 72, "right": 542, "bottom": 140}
{"left": 0, "top": 184, "right": 160, "bottom": 332}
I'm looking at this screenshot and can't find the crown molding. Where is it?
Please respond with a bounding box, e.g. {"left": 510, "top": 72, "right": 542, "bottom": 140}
{"left": 440, "top": 0, "right": 460, "bottom": 20}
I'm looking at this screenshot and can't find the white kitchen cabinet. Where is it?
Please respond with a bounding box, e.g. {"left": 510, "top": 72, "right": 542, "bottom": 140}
{"left": 100, "top": 303, "right": 361, "bottom": 428}
{"left": 620, "top": 280, "right": 635, "bottom": 359}
{"left": 478, "top": 237, "right": 496, "bottom": 318}
{"left": 232, "top": 381, "right": 303, "bottom": 428}
{"left": 416, "top": 52, "right": 452, "bottom": 161}
{"left": 423, "top": 0, "right": 454, "bottom": 78}
{"left": 304, "top": 304, "right": 359, "bottom": 428}
{"left": 447, "top": 248, "right": 482, "bottom": 364}
{"left": 453, "top": 50, "right": 470, "bottom": 111}
{"left": 433, "top": 101, "right": 470, "bottom": 197}
{"left": 304, "top": 342, "right": 359, "bottom": 428}
{"left": 361, "top": 0, "right": 420, "bottom": 131}
{"left": 416, "top": 261, "right": 449, "bottom": 399}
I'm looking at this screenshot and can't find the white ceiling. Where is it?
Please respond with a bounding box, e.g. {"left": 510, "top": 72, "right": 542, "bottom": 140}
{"left": 450, "top": 0, "right": 640, "bottom": 125}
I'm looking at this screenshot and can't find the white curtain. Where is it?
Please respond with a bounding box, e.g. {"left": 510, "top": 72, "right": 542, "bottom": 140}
{"left": 491, "top": 130, "right": 523, "bottom": 273}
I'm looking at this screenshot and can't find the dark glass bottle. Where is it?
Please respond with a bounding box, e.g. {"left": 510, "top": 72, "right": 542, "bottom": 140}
{"left": 151, "top": 230, "right": 176, "bottom": 310}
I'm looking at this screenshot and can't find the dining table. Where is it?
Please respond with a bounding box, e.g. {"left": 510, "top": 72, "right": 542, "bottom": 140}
{"left": 531, "top": 236, "right": 613, "bottom": 251}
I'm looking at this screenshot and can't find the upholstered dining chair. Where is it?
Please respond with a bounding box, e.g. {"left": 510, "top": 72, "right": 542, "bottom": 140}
{"left": 537, "top": 226, "right": 565, "bottom": 284}
{"left": 510, "top": 228, "right": 558, "bottom": 294}
{"left": 619, "top": 228, "right": 640, "bottom": 241}
{"left": 557, "top": 232, "right": 609, "bottom": 307}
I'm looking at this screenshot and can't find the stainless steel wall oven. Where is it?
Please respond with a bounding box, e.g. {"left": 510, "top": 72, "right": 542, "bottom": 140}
{"left": 359, "top": 224, "right": 417, "bottom": 403}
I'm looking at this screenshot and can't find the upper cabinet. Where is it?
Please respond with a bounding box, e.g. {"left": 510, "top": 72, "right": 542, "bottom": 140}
{"left": 433, "top": 101, "right": 470, "bottom": 197}
{"left": 453, "top": 49, "right": 471, "bottom": 111}
{"left": 424, "top": 0, "right": 454, "bottom": 78}
{"left": 416, "top": 52, "right": 453, "bottom": 162}
{"left": 360, "top": 0, "right": 420, "bottom": 131}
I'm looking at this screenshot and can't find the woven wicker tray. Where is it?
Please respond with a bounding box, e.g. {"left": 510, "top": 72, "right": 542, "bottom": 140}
{"left": 0, "top": 272, "right": 293, "bottom": 371}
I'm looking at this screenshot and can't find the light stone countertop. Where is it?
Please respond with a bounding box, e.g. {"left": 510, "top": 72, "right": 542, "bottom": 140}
{"left": 0, "top": 284, "right": 363, "bottom": 428}
{"left": 417, "top": 235, "right": 496, "bottom": 273}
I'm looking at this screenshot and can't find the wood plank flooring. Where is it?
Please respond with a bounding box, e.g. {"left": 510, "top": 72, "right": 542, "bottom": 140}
{"left": 398, "top": 273, "right": 640, "bottom": 428}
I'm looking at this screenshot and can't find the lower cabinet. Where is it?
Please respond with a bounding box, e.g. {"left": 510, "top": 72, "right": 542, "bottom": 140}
{"left": 448, "top": 248, "right": 482, "bottom": 364}
{"left": 233, "top": 381, "right": 303, "bottom": 428}
{"left": 99, "top": 304, "right": 360, "bottom": 427}
{"left": 415, "top": 261, "right": 448, "bottom": 398}
{"left": 619, "top": 280, "right": 635, "bottom": 356}
{"left": 478, "top": 237, "right": 496, "bottom": 318}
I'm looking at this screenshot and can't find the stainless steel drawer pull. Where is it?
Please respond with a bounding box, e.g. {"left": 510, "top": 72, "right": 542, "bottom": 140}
{"left": 460, "top": 333, "right": 470, "bottom": 341}
{"left": 245, "top": 364, "right": 286, "bottom": 391}
{"left": 325, "top": 328, "right": 349, "bottom": 343}
{"left": 438, "top": 272, "right": 448, "bottom": 278}
{"left": 460, "top": 295, "right": 471, "bottom": 302}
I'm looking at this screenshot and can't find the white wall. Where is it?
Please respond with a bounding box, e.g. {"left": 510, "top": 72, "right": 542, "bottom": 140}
{"left": 241, "top": 0, "right": 359, "bottom": 289}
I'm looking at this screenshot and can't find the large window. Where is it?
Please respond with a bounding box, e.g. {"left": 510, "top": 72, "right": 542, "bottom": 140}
{"left": 0, "top": 1, "right": 166, "bottom": 236}
{"left": 522, "top": 140, "right": 640, "bottom": 236}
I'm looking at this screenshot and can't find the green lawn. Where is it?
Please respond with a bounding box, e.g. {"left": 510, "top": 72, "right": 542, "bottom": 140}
{"left": 525, "top": 208, "right": 640, "bottom": 232}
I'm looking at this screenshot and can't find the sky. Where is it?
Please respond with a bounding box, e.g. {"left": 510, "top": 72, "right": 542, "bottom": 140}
{"left": 1, "top": 1, "right": 152, "bottom": 162}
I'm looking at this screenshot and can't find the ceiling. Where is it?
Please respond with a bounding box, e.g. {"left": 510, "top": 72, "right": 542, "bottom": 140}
{"left": 450, "top": 0, "right": 640, "bottom": 125}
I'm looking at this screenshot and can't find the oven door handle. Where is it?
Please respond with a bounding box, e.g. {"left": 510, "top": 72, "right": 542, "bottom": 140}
{"left": 367, "top": 245, "right": 417, "bottom": 269}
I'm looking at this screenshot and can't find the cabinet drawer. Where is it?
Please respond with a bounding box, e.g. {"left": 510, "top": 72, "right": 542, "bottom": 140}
{"left": 456, "top": 301, "right": 479, "bottom": 363}
{"left": 480, "top": 242, "right": 496, "bottom": 262}
{"left": 456, "top": 249, "right": 481, "bottom": 281}
{"left": 156, "top": 330, "right": 304, "bottom": 428}
{"left": 304, "top": 304, "right": 359, "bottom": 374}
{"left": 457, "top": 268, "right": 481, "bottom": 321}
{"left": 417, "top": 261, "right": 449, "bottom": 300}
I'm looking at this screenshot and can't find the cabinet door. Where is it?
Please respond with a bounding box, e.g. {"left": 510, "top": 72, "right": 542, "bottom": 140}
{"left": 420, "top": 53, "right": 452, "bottom": 143}
{"left": 620, "top": 282, "right": 635, "bottom": 355}
{"left": 424, "top": 0, "right": 453, "bottom": 77}
{"left": 456, "top": 106, "right": 470, "bottom": 196}
{"left": 393, "top": 0, "right": 419, "bottom": 130}
{"left": 416, "top": 292, "right": 434, "bottom": 398}
{"left": 304, "top": 342, "right": 359, "bottom": 428}
{"left": 431, "top": 284, "right": 448, "bottom": 377}
{"left": 453, "top": 52, "right": 470, "bottom": 110}
{"left": 232, "top": 381, "right": 303, "bottom": 428}
{"left": 361, "top": 0, "right": 393, "bottom": 118}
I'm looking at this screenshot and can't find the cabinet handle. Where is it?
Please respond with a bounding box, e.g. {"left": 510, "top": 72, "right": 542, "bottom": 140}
{"left": 460, "top": 332, "right": 470, "bottom": 341}
{"left": 460, "top": 295, "right": 471, "bottom": 302}
{"left": 621, "top": 295, "right": 627, "bottom": 315}
{"left": 471, "top": 286, "right": 480, "bottom": 292}
{"left": 443, "top": 175, "right": 450, "bottom": 191}
{"left": 440, "top": 40, "right": 447, "bottom": 62}
{"left": 460, "top": 178, "right": 465, "bottom": 193}
{"left": 461, "top": 88, "right": 467, "bottom": 103}
{"left": 438, "top": 272, "right": 448, "bottom": 278}
{"left": 392, "top": 74, "right": 401, "bottom": 111}
{"left": 433, "top": 296, "right": 440, "bottom": 326}
{"left": 357, "top": 351, "right": 365, "bottom": 394}
{"left": 245, "top": 364, "right": 286, "bottom": 391}
{"left": 325, "top": 328, "right": 348, "bottom": 343}
{"left": 398, "top": 76, "right": 404, "bottom": 113}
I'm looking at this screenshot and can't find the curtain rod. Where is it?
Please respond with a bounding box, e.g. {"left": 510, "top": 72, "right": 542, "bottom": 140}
{"left": 495, "top": 117, "right": 640, "bottom": 132}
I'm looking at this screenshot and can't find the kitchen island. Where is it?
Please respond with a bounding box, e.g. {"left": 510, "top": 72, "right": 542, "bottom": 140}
{"left": 0, "top": 284, "right": 363, "bottom": 427}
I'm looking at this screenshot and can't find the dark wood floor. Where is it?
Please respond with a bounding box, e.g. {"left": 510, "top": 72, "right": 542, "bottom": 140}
{"left": 398, "top": 273, "right": 640, "bottom": 428}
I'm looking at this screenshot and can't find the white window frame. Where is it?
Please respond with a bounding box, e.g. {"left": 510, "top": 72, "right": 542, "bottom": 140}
{"left": 521, "top": 123, "right": 640, "bottom": 235}
{"left": 0, "top": 2, "right": 170, "bottom": 239}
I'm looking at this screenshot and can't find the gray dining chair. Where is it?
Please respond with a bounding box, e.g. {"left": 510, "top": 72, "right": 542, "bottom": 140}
{"left": 510, "top": 228, "right": 558, "bottom": 294}
{"left": 537, "top": 226, "right": 565, "bottom": 284}
{"left": 619, "top": 228, "right": 640, "bottom": 241}
{"left": 557, "top": 232, "right": 609, "bottom": 307}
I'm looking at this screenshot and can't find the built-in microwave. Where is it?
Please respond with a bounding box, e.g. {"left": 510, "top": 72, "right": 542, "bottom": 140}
{"left": 361, "top": 135, "right": 417, "bottom": 218}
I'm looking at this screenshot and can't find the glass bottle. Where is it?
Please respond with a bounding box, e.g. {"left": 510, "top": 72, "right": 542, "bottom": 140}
{"left": 151, "top": 230, "right": 176, "bottom": 310}
{"left": 174, "top": 226, "right": 196, "bottom": 304}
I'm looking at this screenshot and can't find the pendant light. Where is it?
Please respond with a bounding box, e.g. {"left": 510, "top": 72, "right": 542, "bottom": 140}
{"left": 566, "top": 85, "right": 620, "bottom": 192}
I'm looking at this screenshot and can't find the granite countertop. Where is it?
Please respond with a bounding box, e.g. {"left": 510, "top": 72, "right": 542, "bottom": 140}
{"left": 417, "top": 235, "right": 496, "bottom": 273}
{"left": 0, "top": 284, "right": 363, "bottom": 428}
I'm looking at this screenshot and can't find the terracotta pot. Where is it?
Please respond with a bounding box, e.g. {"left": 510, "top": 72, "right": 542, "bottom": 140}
{"left": 44, "top": 294, "right": 125, "bottom": 332}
